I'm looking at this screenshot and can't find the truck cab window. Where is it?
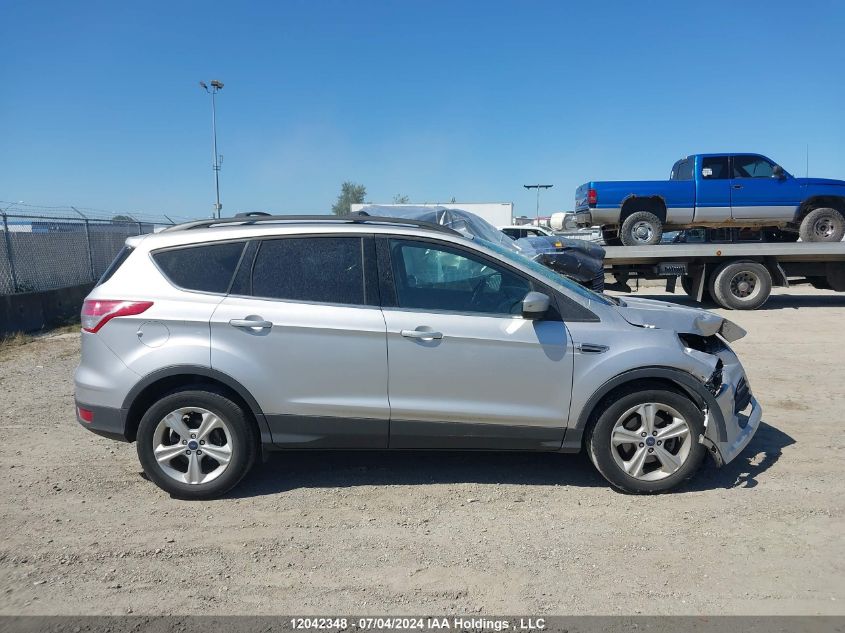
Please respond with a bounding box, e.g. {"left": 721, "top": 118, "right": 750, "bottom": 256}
{"left": 733, "top": 155, "right": 775, "bottom": 178}
{"left": 701, "top": 156, "right": 730, "bottom": 179}
{"left": 671, "top": 159, "right": 693, "bottom": 180}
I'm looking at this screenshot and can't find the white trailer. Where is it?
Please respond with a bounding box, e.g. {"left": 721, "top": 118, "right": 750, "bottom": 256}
{"left": 604, "top": 242, "right": 845, "bottom": 310}
{"left": 351, "top": 202, "right": 513, "bottom": 227}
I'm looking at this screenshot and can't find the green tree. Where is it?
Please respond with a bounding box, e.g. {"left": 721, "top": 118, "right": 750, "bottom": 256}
{"left": 331, "top": 181, "right": 367, "bottom": 215}
{"left": 112, "top": 214, "right": 134, "bottom": 222}
{"left": 392, "top": 194, "right": 410, "bottom": 204}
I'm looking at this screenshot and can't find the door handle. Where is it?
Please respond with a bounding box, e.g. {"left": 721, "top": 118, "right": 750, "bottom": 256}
{"left": 400, "top": 329, "right": 443, "bottom": 340}
{"left": 732, "top": 184, "right": 743, "bottom": 189}
{"left": 229, "top": 318, "right": 273, "bottom": 329}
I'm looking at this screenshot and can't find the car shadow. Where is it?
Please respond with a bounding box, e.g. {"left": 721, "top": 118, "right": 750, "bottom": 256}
{"left": 614, "top": 291, "right": 845, "bottom": 310}
{"left": 223, "top": 421, "right": 793, "bottom": 498}
{"left": 685, "top": 421, "right": 795, "bottom": 491}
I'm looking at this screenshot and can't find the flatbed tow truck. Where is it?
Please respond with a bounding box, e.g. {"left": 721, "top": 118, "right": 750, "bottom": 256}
{"left": 603, "top": 241, "right": 845, "bottom": 310}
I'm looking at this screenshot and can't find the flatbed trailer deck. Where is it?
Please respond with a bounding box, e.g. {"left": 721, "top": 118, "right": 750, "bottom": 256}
{"left": 603, "top": 242, "right": 845, "bottom": 309}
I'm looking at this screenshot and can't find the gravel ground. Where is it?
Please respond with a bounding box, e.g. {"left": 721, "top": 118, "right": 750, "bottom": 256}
{"left": 0, "top": 286, "right": 843, "bottom": 616}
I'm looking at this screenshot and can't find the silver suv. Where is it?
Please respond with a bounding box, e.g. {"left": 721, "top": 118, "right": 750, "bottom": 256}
{"left": 74, "top": 215, "right": 761, "bottom": 499}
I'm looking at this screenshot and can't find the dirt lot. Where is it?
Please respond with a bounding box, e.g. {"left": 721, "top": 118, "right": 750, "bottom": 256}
{"left": 0, "top": 286, "right": 843, "bottom": 616}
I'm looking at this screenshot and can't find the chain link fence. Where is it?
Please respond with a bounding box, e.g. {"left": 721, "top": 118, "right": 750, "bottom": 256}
{"left": 0, "top": 203, "right": 194, "bottom": 295}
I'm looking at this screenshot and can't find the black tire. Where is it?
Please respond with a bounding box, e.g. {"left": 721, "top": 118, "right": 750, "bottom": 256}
{"left": 762, "top": 228, "right": 799, "bottom": 243}
{"left": 136, "top": 388, "right": 258, "bottom": 499}
{"left": 808, "top": 276, "right": 831, "bottom": 291}
{"left": 587, "top": 386, "right": 707, "bottom": 494}
{"left": 679, "top": 275, "right": 714, "bottom": 302}
{"left": 708, "top": 261, "right": 772, "bottom": 310}
{"left": 620, "top": 211, "right": 663, "bottom": 246}
{"left": 602, "top": 228, "right": 622, "bottom": 246}
{"left": 799, "top": 208, "right": 845, "bottom": 242}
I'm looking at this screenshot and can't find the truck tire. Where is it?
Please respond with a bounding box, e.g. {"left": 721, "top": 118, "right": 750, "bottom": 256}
{"left": 709, "top": 261, "right": 772, "bottom": 310}
{"left": 680, "top": 275, "right": 713, "bottom": 302}
{"left": 827, "top": 263, "right": 845, "bottom": 292}
{"left": 763, "top": 228, "right": 800, "bottom": 243}
{"left": 799, "top": 208, "right": 845, "bottom": 242}
{"left": 620, "top": 212, "right": 663, "bottom": 246}
{"left": 602, "top": 228, "right": 622, "bottom": 246}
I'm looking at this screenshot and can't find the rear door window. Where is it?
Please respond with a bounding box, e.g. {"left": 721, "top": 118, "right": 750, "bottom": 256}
{"left": 700, "top": 156, "right": 731, "bottom": 179}
{"left": 250, "top": 236, "right": 366, "bottom": 305}
{"left": 153, "top": 241, "right": 245, "bottom": 293}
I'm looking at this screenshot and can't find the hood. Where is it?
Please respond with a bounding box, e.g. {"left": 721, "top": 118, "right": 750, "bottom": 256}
{"left": 614, "top": 296, "right": 747, "bottom": 342}
{"left": 795, "top": 177, "right": 845, "bottom": 188}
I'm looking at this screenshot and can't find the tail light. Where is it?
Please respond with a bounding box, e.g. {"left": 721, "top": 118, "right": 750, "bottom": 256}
{"left": 81, "top": 300, "right": 153, "bottom": 333}
{"left": 77, "top": 406, "right": 94, "bottom": 423}
{"left": 587, "top": 188, "right": 598, "bottom": 205}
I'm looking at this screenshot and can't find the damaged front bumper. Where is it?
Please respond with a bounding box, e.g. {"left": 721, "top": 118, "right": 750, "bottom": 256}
{"left": 700, "top": 347, "right": 762, "bottom": 466}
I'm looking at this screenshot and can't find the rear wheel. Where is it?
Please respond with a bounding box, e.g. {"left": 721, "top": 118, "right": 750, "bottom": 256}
{"left": 136, "top": 388, "right": 258, "bottom": 499}
{"left": 763, "top": 228, "right": 800, "bottom": 243}
{"left": 799, "top": 208, "right": 845, "bottom": 242}
{"left": 620, "top": 211, "right": 663, "bottom": 246}
{"left": 587, "top": 387, "right": 706, "bottom": 494}
{"left": 602, "top": 228, "right": 622, "bottom": 246}
{"left": 708, "top": 261, "right": 772, "bottom": 310}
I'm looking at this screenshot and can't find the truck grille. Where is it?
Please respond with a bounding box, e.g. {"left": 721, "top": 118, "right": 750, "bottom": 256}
{"left": 734, "top": 377, "right": 751, "bottom": 413}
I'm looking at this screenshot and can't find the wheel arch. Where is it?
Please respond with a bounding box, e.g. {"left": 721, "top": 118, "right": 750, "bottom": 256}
{"left": 620, "top": 195, "right": 668, "bottom": 223}
{"left": 121, "top": 366, "right": 272, "bottom": 444}
{"left": 796, "top": 196, "right": 845, "bottom": 223}
{"left": 563, "top": 366, "right": 727, "bottom": 451}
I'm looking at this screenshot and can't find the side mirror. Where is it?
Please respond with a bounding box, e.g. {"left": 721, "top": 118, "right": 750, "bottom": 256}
{"left": 522, "top": 291, "right": 550, "bottom": 320}
{"left": 772, "top": 165, "right": 786, "bottom": 179}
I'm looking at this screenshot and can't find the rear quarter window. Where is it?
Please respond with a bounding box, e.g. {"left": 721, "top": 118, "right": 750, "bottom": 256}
{"left": 96, "top": 245, "right": 134, "bottom": 286}
{"left": 153, "top": 241, "right": 246, "bottom": 293}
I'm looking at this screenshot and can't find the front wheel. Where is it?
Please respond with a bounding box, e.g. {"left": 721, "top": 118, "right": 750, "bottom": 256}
{"left": 587, "top": 387, "right": 707, "bottom": 494}
{"left": 799, "top": 208, "right": 845, "bottom": 242}
{"left": 136, "top": 388, "right": 258, "bottom": 499}
{"left": 620, "top": 212, "right": 663, "bottom": 246}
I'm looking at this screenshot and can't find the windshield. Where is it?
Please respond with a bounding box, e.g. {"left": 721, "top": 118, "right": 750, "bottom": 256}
{"left": 476, "top": 238, "right": 614, "bottom": 306}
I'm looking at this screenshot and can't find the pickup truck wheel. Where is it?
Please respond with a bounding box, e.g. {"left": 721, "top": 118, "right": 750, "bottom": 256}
{"left": 587, "top": 387, "right": 706, "bottom": 494}
{"left": 620, "top": 212, "right": 663, "bottom": 246}
{"left": 799, "top": 208, "right": 845, "bottom": 242}
{"left": 763, "top": 228, "right": 800, "bottom": 243}
{"left": 709, "top": 261, "right": 772, "bottom": 310}
{"left": 602, "top": 229, "right": 622, "bottom": 246}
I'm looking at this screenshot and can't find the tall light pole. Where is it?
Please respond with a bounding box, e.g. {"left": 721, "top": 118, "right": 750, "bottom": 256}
{"left": 199, "top": 80, "right": 224, "bottom": 218}
{"left": 523, "top": 184, "right": 553, "bottom": 223}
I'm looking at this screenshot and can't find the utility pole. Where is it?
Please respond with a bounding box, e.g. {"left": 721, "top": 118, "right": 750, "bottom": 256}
{"left": 523, "top": 184, "right": 553, "bottom": 223}
{"left": 199, "top": 80, "right": 224, "bottom": 218}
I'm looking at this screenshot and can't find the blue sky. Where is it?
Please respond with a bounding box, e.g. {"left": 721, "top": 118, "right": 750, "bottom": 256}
{"left": 1, "top": 0, "right": 844, "bottom": 219}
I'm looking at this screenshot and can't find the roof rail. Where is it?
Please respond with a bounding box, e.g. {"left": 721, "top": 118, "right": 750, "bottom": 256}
{"left": 160, "top": 214, "right": 461, "bottom": 235}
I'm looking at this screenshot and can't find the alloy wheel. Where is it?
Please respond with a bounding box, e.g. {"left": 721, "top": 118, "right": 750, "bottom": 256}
{"left": 610, "top": 403, "right": 692, "bottom": 481}
{"left": 152, "top": 407, "right": 233, "bottom": 485}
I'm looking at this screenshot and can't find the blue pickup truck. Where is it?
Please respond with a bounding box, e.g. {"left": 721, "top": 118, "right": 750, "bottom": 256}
{"left": 575, "top": 153, "right": 845, "bottom": 246}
